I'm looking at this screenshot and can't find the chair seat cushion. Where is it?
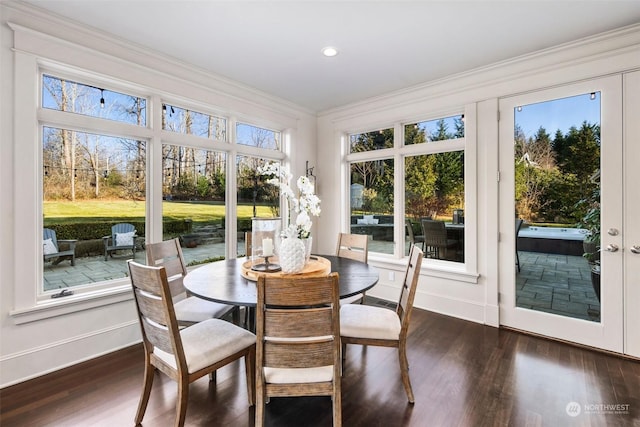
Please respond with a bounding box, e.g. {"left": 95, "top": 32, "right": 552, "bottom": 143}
{"left": 340, "top": 304, "right": 401, "bottom": 340}
{"left": 264, "top": 365, "right": 333, "bottom": 384}
{"left": 154, "top": 318, "right": 255, "bottom": 373}
{"left": 174, "top": 296, "right": 234, "bottom": 323}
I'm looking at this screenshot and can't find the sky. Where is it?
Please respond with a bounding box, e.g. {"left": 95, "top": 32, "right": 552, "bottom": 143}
{"left": 515, "top": 92, "right": 601, "bottom": 139}
{"left": 43, "top": 75, "right": 601, "bottom": 148}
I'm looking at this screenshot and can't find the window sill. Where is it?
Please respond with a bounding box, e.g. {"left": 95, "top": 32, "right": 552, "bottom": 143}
{"left": 10, "top": 284, "right": 133, "bottom": 325}
{"left": 369, "top": 255, "right": 479, "bottom": 284}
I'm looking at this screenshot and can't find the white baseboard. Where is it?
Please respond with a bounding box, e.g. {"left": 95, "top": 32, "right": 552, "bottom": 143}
{"left": 0, "top": 321, "right": 140, "bottom": 388}
{"left": 368, "top": 282, "right": 489, "bottom": 325}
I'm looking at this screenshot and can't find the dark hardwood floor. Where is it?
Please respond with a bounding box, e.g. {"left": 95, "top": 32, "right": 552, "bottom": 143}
{"left": 2, "top": 306, "right": 639, "bottom": 427}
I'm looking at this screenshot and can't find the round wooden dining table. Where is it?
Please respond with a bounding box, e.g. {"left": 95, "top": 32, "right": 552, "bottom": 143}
{"left": 184, "top": 255, "right": 379, "bottom": 331}
{"left": 184, "top": 254, "right": 379, "bottom": 308}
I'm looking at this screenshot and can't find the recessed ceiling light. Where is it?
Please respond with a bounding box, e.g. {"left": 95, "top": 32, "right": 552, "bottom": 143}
{"left": 321, "top": 46, "right": 338, "bottom": 57}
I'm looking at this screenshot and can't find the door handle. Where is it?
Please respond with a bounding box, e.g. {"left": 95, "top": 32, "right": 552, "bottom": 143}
{"left": 631, "top": 245, "right": 640, "bottom": 254}
{"left": 605, "top": 244, "right": 619, "bottom": 252}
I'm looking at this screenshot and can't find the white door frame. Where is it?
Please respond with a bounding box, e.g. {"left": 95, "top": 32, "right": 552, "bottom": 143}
{"left": 623, "top": 71, "right": 640, "bottom": 358}
{"left": 498, "top": 75, "right": 624, "bottom": 353}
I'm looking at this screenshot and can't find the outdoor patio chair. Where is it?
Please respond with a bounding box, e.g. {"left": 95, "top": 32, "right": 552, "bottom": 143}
{"left": 43, "top": 228, "right": 77, "bottom": 266}
{"left": 515, "top": 218, "right": 524, "bottom": 272}
{"left": 103, "top": 223, "right": 137, "bottom": 261}
{"left": 421, "top": 219, "right": 457, "bottom": 260}
{"left": 405, "top": 219, "right": 425, "bottom": 251}
{"left": 340, "top": 244, "right": 423, "bottom": 403}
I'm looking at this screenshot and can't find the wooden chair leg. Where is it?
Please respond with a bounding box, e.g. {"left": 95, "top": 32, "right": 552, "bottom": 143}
{"left": 175, "top": 379, "right": 189, "bottom": 427}
{"left": 135, "top": 361, "right": 155, "bottom": 425}
{"left": 333, "top": 383, "right": 342, "bottom": 426}
{"left": 232, "top": 306, "right": 240, "bottom": 326}
{"left": 208, "top": 371, "right": 216, "bottom": 382}
{"left": 255, "top": 378, "right": 265, "bottom": 427}
{"left": 398, "top": 345, "right": 414, "bottom": 403}
{"left": 245, "top": 347, "right": 256, "bottom": 405}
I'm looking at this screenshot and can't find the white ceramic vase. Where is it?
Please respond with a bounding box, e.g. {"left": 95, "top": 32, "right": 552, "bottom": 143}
{"left": 279, "top": 237, "right": 306, "bottom": 273}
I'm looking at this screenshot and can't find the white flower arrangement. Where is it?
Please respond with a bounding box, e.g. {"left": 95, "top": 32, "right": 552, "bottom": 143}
{"left": 258, "top": 162, "right": 321, "bottom": 239}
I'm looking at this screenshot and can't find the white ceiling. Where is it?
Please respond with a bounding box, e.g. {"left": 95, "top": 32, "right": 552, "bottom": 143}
{"left": 21, "top": 1, "right": 640, "bottom": 112}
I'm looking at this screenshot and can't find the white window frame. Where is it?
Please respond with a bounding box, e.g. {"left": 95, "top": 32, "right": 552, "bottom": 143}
{"left": 10, "top": 45, "right": 288, "bottom": 324}
{"left": 343, "top": 104, "right": 478, "bottom": 281}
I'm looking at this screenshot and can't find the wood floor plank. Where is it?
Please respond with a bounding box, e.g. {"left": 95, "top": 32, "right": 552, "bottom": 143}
{"left": 1, "top": 308, "right": 639, "bottom": 426}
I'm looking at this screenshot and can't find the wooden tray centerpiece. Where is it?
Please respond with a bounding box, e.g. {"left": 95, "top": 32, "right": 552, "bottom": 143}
{"left": 241, "top": 256, "right": 331, "bottom": 281}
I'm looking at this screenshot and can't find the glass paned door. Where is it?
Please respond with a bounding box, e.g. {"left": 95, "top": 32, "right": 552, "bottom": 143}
{"left": 498, "top": 76, "right": 623, "bottom": 352}
{"left": 513, "top": 92, "right": 601, "bottom": 322}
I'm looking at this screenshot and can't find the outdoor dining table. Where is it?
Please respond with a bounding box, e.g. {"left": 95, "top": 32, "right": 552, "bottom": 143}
{"left": 183, "top": 254, "right": 379, "bottom": 330}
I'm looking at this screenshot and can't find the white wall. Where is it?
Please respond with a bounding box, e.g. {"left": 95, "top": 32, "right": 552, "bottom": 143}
{"left": 315, "top": 24, "right": 640, "bottom": 327}
{"left": 0, "top": 3, "right": 316, "bottom": 387}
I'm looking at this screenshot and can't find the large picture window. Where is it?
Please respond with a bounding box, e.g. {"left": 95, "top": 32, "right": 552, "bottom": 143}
{"left": 347, "top": 114, "right": 466, "bottom": 263}
{"left": 38, "top": 72, "right": 288, "bottom": 299}
{"left": 41, "top": 74, "right": 149, "bottom": 294}
{"left": 161, "top": 144, "right": 226, "bottom": 266}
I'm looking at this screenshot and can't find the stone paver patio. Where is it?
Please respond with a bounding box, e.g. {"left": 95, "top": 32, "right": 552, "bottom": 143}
{"left": 516, "top": 251, "right": 600, "bottom": 322}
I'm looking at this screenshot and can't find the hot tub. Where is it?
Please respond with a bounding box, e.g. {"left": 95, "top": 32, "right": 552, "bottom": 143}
{"left": 517, "top": 226, "right": 588, "bottom": 256}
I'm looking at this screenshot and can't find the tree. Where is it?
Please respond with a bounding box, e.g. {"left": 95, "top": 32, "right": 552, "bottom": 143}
{"left": 349, "top": 129, "right": 394, "bottom": 214}
{"left": 405, "top": 154, "right": 437, "bottom": 218}
{"left": 403, "top": 120, "right": 464, "bottom": 219}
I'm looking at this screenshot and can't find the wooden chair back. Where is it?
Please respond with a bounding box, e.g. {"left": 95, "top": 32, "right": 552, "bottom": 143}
{"left": 255, "top": 272, "right": 341, "bottom": 425}
{"left": 335, "top": 233, "right": 368, "bottom": 263}
{"left": 127, "top": 261, "right": 186, "bottom": 373}
{"left": 257, "top": 272, "right": 340, "bottom": 370}
{"left": 146, "top": 238, "right": 188, "bottom": 298}
{"left": 397, "top": 244, "right": 423, "bottom": 334}
{"left": 245, "top": 231, "right": 252, "bottom": 257}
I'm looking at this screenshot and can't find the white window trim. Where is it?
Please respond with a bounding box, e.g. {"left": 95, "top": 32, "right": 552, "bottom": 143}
{"left": 341, "top": 103, "right": 478, "bottom": 280}
{"left": 10, "top": 26, "right": 292, "bottom": 322}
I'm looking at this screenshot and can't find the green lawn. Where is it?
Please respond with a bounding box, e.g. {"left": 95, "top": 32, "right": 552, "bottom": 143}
{"left": 43, "top": 200, "right": 275, "bottom": 225}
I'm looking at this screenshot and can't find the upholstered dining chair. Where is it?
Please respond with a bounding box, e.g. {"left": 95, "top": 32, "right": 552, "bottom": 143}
{"left": 336, "top": 232, "right": 369, "bottom": 304}
{"left": 421, "top": 219, "right": 457, "bottom": 260}
{"left": 255, "top": 273, "right": 342, "bottom": 427}
{"left": 340, "top": 244, "right": 423, "bottom": 403}
{"left": 127, "top": 260, "right": 256, "bottom": 427}
{"left": 146, "top": 238, "right": 240, "bottom": 327}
